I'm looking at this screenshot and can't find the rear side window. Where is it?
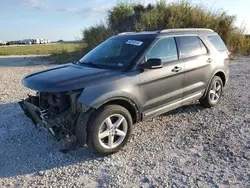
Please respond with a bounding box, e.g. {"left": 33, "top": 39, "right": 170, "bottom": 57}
{"left": 146, "top": 37, "right": 178, "bottom": 63}
{"left": 176, "top": 36, "right": 207, "bottom": 59}
{"left": 208, "top": 35, "right": 227, "bottom": 51}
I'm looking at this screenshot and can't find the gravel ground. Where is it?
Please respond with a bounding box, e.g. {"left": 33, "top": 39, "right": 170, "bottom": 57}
{"left": 0, "top": 56, "right": 249, "bottom": 187}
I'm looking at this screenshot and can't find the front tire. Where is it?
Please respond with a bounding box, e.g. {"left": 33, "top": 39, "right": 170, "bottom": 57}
{"left": 87, "top": 105, "right": 133, "bottom": 155}
{"left": 200, "top": 76, "right": 223, "bottom": 108}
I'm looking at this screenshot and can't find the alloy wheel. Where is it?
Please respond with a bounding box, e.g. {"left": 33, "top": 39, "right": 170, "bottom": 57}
{"left": 209, "top": 81, "right": 222, "bottom": 103}
{"left": 98, "top": 114, "right": 128, "bottom": 149}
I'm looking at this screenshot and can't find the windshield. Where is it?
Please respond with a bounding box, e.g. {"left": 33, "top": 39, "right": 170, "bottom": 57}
{"left": 79, "top": 37, "right": 150, "bottom": 69}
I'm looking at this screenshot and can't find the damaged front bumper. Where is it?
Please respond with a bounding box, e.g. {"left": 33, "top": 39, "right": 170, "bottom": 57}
{"left": 18, "top": 96, "right": 43, "bottom": 127}
{"left": 18, "top": 95, "right": 67, "bottom": 139}
{"left": 18, "top": 90, "right": 93, "bottom": 151}
{"left": 18, "top": 92, "right": 86, "bottom": 141}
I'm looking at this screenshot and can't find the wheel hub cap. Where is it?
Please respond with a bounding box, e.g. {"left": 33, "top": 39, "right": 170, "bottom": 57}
{"left": 209, "top": 81, "right": 222, "bottom": 103}
{"left": 98, "top": 114, "right": 128, "bottom": 149}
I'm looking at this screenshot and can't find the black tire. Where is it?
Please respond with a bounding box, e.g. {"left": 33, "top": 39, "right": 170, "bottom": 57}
{"left": 87, "top": 105, "right": 133, "bottom": 155}
{"left": 200, "top": 76, "right": 223, "bottom": 108}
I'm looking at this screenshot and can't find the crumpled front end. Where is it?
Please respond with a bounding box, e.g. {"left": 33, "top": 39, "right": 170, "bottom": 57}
{"left": 19, "top": 91, "right": 87, "bottom": 141}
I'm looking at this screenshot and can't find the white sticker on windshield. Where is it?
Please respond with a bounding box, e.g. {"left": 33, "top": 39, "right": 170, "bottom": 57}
{"left": 126, "top": 40, "right": 143, "bottom": 46}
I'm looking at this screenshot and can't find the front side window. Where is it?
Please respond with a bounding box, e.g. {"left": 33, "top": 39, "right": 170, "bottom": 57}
{"left": 176, "top": 36, "right": 207, "bottom": 59}
{"left": 79, "top": 38, "right": 151, "bottom": 69}
{"left": 146, "top": 37, "right": 178, "bottom": 63}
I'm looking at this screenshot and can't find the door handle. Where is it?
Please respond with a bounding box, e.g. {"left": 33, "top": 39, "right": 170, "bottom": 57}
{"left": 207, "top": 58, "right": 213, "bottom": 63}
{"left": 172, "top": 66, "right": 182, "bottom": 72}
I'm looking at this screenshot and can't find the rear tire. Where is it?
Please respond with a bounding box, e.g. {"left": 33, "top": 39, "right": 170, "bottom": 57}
{"left": 87, "top": 105, "right": 133, "bottom": 155}
{"left": 200, "top": 76, "right": 223, "bottom": 108}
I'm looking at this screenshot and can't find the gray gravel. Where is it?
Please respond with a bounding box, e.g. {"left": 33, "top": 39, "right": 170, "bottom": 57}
{"left": 0, "top": 56, "right": 249, "bottom": 187}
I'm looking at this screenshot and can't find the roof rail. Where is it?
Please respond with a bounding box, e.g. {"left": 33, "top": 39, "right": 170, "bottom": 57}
{"left": 117, "top": 32, "right": 136, "bottom": 35}
{"left": 160, "top": 28, "right": 214, "bottom": 33}
{"left": 117, "top": 29, "right": 214, "bottom": 35}
{"left": 117, "top": 31, "right": 158, "bottom": 35}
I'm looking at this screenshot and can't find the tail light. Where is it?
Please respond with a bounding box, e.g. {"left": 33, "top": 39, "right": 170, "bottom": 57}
{"left": 227, "top": 51, "right": 232, "bottom": 58}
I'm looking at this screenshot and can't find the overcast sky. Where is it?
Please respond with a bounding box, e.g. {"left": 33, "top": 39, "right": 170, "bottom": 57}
{"left": 0, "top": 0, "right": 249, "bottom": 41}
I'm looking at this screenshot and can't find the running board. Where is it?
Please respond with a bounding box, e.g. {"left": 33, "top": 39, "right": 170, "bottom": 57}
{"left": 143, "top": 92, "right": 203, "bottom": 120}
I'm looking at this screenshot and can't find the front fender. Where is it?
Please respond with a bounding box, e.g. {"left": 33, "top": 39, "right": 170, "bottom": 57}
{"left": 77, "top": 72, "right": 142, "bottom": 111}
{"left": 78, "top": 88, "right": 142, "bottom": 110}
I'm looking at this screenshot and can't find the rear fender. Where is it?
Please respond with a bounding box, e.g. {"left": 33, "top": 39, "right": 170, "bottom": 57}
{"left": 202, "top": 69, "right": 226, "bottom": 99}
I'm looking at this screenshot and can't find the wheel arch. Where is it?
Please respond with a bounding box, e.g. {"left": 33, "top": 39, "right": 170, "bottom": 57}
{"left": 214, "top": 71, "right": 226, "bottom": 86}
{"left": 96, "top": 97, "right": 141, "bottom": 124}
{"left": 202, "top": 70, "right": 226, "bottom": 99}
{"left": 75, "top": 96, "right": 140, "bottom": 147}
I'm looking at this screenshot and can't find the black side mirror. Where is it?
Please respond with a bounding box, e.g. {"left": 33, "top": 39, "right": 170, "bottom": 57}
{"left": 142, "top": 58, "right": 163, "bottom": 69}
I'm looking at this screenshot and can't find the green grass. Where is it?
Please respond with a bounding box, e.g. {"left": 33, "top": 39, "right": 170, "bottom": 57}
{"left": 42, "top": 50, "right": 83, "bottom": 64}
{"left": 230, "top": 55, "right": 237, "bottom": 60}
{"left": 0, "top": 43, "right": 84, "bottom": 56}
{"left": 41, "top": 43, "right": 87, "bottom": 64}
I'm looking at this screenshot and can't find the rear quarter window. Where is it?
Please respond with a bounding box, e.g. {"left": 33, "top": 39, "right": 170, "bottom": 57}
{"left": 208, "top": 35, "right": 228, "bottom": 51}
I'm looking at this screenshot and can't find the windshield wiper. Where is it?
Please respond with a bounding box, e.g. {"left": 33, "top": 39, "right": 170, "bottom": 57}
{"left": 78, "top": 61, "right": 102, "bottom": 68}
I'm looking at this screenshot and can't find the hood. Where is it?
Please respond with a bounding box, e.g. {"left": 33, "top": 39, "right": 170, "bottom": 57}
{"left": 23, "top": 63, "right": 122, "bottom": 92}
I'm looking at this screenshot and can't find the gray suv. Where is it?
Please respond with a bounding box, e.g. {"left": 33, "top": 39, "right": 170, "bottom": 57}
{"left": 19, "top": 28, "right": 230, "bottom": 155}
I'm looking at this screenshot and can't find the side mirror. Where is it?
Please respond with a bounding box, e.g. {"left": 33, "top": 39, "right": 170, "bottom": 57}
{"left": 142, "top": 58, "right": 163, "bottom": 69}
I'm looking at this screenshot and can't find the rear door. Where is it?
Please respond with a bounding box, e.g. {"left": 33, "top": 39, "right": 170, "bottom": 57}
{"left": 175, "top": 36, "right": 212, "bottom": 98}
{"left": 139, "top": 37, "right": 185, "bottom": 118}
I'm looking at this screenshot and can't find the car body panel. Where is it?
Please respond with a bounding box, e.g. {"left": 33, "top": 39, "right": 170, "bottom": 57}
{"left": 77, "top": 71, "right": 142, "bottom": 110}
{"left": 23, "top": 64, "right": 122, "bottom": 92}
{"left": 182, "top": 55, "right": 212, "bottom": 97}
{"left": 22, "top": 29, "right": 229, "bottom": 115}
{"left": 20, "top": 29, "right": 230, "bottom": 141}
{"left": 139, "top": 60, "right": 185, "bottom": 112}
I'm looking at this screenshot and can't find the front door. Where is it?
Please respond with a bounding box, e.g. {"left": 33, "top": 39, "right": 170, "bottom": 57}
{"left": 139, "top": 37, "right": 185, "bottom": 118}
